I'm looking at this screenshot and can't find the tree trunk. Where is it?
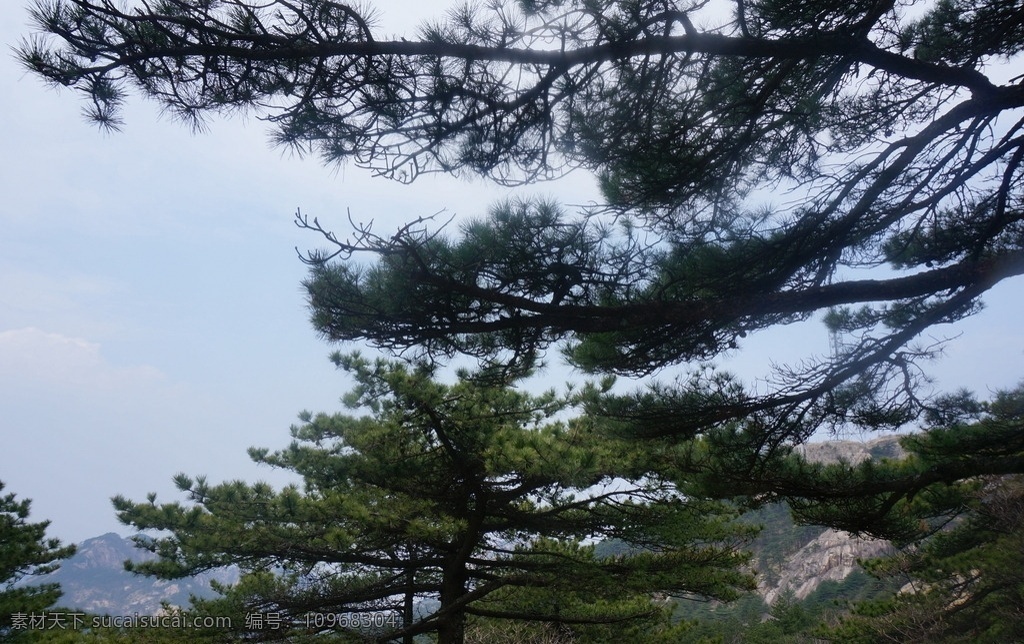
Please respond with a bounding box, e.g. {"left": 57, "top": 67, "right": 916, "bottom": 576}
{"left": 437, "top": 569, "right": 467, "bottom": 644}
{"left": 403, "top": 566, "right": 415, "bottom": 644}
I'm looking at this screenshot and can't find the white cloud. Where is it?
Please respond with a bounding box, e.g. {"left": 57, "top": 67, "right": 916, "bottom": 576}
{"left": 0, "top": 327, "right": 163, "bottom": 391}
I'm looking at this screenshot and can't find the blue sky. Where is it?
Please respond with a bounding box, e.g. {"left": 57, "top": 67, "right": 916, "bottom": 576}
{"left": 0, "top": 0, "right": 603, "bottom": 544}
{"left": 2, "top": 1, "right": 1022, "bottom": 546}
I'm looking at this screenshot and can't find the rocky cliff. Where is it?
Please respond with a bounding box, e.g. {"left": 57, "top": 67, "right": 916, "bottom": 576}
{"left": 758, "top": 527, "right": 892, "bottom": 604}
{"left": 755, "top": 435, "right": 904, "bottom": 604}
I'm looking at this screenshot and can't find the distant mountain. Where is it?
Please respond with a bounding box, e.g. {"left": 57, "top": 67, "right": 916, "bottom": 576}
{"left": 27, "top": 533, "right": 238, "bottom": 616}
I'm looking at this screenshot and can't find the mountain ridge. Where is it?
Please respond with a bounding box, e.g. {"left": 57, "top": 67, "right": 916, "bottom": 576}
{"left": 26, "top": 532, "right": 238, "bottom": 616}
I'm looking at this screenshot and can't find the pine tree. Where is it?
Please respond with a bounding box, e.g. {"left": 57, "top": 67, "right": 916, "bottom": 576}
{"left": 19, "top": 0, "right": 1024, "bottom": 551}
{"left": 19, "top": 0, "right": 1024, "bottom": 446}
{"left": 113, "top": 355, "right": 755, "bottom": 643}
{"left": 812, "top": 387, "right": 1024, "bottom": 642}
{"left": 0, "top": 482, "right": 75, "bottom": 639}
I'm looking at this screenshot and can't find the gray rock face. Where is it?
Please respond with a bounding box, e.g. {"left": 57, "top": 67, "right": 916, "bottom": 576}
{"left": 759, "top": 528, "right": 892, "bottom": 604}
{"left": 799, "top": 434, "right": 906, "bottom": 465}
{"left": 757, "top": 435, "right": 903, "bottom": 604}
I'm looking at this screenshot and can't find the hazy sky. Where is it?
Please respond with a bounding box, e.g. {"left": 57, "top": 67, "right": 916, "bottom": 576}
{"left": 2, "top": 1, "right": 1021, "bottom": 546}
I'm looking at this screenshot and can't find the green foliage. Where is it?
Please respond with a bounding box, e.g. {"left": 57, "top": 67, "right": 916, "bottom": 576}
{"left": 766, "top": 386, "right": 1024, "bottom": 641}
{"left": 756, "top": 385, "right": 1024, "bottom": 544}
{"left": 821, "top": 473, "right": 1024, "bottom": 642}
{"left": 303, "top": 198, "right": 659, "bottom": 374}
{"left": 112, "top": 356, "right": 755, "bottom": 642}
{"left": 902, "top": 0, "right": 1024, "bottom": 65}
{"left": 663, "top": 385, "right": 1024, "bottom": 640}
{"left": 20, "top": 1, "right": 1024, "bottom": 412}
{"left": 667, "top": 503, "right": 901, "bottom": 644}
{"left": 464, "top": 539, "right": 697, "bottom": 643}
{"left": 19, "top": 0, "right": 1024, "bottom": 557}
{"left": 0, "top": 482, "right": 75, "bottom": 640}
{"left": 19, "top": 1, "right": 1024, "bottom": 636}
{"left": 670, "top": 570, "right": 899, "bottom": 644}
